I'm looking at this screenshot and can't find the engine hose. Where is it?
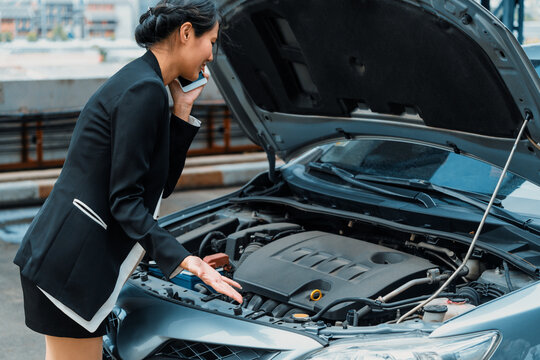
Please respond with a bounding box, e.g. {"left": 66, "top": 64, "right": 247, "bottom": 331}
{"left": 271, "top": 229, "right": 302, "bottom": 241}
{"left": 235, "top": 219, "right": 260, "bottom": 232}
{"left": 353, "top": 272, "right": 451, "bottom": 325}
{"left": 198, "top": 231, "right": 226, "bottom": 258}
{"left": 237, "top": 242, "right": 264, "bottom": 267}
{"left": 300, "top": 293, "right": 456, "bottom": 323}
{"left": 503, "top": 261, "right": 515, "bottom": 292}
{"left": 349, "top": 297, "right": 458, "bottom": 325}
{"left": 382, "top": 293, "right": 455, "bottom": 307}
{"left": 310, "top": 298, "right": 384, "bottom": 322}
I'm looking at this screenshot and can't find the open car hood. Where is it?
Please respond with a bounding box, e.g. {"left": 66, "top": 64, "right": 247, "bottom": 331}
{"left": 210, "top": 0, "right": 540, "bottom": 185}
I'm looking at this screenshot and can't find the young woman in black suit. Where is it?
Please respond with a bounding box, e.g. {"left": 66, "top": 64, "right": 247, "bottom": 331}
{"left": 13, "top": 0, "right": 242, "bottom": 358}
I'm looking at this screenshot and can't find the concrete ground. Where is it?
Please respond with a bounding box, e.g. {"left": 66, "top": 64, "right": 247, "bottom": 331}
{"left": 0, "top": 186, "right": 238, "bottom": 360}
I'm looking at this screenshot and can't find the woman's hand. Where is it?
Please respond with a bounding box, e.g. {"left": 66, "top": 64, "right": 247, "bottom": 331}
{"left": 168, "top": 70, "right": 209, "bottom": 121}
{"left": 180, "top": 255, "right": 243, "bottom": 304}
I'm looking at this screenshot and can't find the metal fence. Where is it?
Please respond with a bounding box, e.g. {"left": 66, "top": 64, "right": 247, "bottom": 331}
{"left": 0, "top": 103, "right": 260, "bottom": 172}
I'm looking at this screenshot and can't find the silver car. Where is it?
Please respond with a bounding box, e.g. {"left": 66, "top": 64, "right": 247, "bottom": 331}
{"left": 103, "top": 0, "right": 540, "bottom": 358}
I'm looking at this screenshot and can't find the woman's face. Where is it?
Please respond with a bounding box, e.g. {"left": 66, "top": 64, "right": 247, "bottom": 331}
{"left": 178, "top": 22, "right": 219, "bottom": 81}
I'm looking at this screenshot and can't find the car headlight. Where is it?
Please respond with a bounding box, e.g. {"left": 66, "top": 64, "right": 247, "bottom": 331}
{"left": 305, "top": 331, "right": 499, "bottom": 360}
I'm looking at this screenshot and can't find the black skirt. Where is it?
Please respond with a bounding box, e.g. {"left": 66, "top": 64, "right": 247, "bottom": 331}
{"left": 20, "top": 273, "right": 107, "bottom": 338}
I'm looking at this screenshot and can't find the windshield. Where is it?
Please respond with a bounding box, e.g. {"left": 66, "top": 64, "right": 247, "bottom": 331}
{"left": 318, "top": 139, "right": 540, "bottom": 218}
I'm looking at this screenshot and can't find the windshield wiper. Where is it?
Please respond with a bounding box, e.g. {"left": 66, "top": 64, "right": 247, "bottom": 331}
{"left": 306, "top": 162, "right": 436, "bottom": 208}
{"left": 350, "top": 173, "right": 533, "bottom": 230}
{"left": 307, "top": 162, "right": 535, "bottom": 231}
{"left": 354, "top": 174, "right": 501, "bottom": 206}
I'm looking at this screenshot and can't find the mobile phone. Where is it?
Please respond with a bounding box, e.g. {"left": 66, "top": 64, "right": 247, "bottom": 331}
{"left": 178, "top": 71, "right": 207, "bottom": 92}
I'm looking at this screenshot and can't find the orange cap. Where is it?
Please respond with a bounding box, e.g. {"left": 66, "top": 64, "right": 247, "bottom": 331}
{"left": 310, "top": 289, "right": 323, "bottom": 301}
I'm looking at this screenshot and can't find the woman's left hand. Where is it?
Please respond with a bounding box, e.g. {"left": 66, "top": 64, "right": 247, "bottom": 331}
{"left": 169, "top": 70, "right": 209, "bottom": 121}
{"left": 180, "top": 255, "right": 244, "bottom": 304}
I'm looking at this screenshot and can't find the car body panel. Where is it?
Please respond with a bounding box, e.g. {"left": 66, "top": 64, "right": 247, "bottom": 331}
{"left": 266, "top": 111, "right": 540, "bottom": 186}
{"left": 210, "top": 0, "right": 540, "bottom": 185}
{"left": 430, "top": 281, "right": 540, "bottom": 359}
{"left": 114, "top": 282, "right": 324, "bottom": 360}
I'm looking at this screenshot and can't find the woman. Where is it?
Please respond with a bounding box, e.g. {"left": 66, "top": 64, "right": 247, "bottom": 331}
{"left": 13, "top": 0, "right": 242, "bottom": 358}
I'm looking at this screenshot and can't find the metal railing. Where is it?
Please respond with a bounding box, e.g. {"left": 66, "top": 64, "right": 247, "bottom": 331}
{"left": 0, "top": 103, "right": 260, "bottom": 172}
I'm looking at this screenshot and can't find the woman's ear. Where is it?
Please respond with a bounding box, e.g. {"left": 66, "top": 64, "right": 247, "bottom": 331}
{"left": 179, "top": 22, "right": 193, "bottom": 43}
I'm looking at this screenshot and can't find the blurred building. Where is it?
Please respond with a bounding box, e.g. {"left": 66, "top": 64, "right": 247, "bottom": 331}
{"left": 84, "top": 0, "right": 116, "bottom": 38}
{"left": 0, "top": 0, "right": 143, "bottom": 40}
{"left": 0, "top": 5, "right": 36, "bottom": 36}
{"left": 114, "top": 0, "right": 137, "bottom": 39}
{"left": 40, "top": 0, "right": 75, "bottom": 35}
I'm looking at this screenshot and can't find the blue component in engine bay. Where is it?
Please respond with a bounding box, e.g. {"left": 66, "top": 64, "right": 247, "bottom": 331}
{"left": 148, "top": 266, "right": 222, "bottom": 291}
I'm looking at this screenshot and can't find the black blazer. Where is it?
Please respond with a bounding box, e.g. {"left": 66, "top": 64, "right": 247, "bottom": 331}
{"left": 14, "top": 50, "right": 198, "bottom": 321}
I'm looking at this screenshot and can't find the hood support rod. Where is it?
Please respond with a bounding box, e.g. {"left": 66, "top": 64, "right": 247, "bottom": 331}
{"left": 397, "top": 112, "right": 532, "bottom": 323}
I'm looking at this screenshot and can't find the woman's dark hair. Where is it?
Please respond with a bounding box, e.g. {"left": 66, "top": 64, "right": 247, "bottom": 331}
{"left": 135, "top": 0, "right": 220, "bottom": 48}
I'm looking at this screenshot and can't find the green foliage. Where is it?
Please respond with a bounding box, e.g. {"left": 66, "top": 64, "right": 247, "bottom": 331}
{"left": 48, "top": 24, "right": 68, "bottom": 41}
{"left": 0, "top": 32, "right": 13, "bottom": 42}
{"left": 26, "top": 31, "right": 38, "bottom": 42}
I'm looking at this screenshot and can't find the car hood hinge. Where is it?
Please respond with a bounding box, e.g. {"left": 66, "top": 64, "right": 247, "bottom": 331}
{"left": 257, "top": 131, "right": 278, "bottom": 184}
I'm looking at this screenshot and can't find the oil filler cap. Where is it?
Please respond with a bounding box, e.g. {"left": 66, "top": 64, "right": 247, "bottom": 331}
{"left": 310, "top": 289, "right": 323, "bottom": 301}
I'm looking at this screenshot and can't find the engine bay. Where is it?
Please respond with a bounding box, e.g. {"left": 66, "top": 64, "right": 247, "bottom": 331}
{"left": 234, "top": 229, "right": 435, "bottom": 320}
{"left": 134, "top": 193, "right": 539, "bottom": 329}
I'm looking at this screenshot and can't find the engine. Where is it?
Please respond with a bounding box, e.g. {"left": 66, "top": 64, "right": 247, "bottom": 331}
{"left": 234, "top": 230, "right": 434, "bottom": 319}
{"left": 142, "top": 203, "right": 537, "bottom": 325}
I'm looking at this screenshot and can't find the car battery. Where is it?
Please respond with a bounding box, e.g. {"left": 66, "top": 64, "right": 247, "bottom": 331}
{"left": 148, "top": 266, "right": 223, "bottom": 291}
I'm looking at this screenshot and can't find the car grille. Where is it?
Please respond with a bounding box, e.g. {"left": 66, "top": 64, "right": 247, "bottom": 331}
{"left": 150, "top": 339, "right": 277, "bottom": 360}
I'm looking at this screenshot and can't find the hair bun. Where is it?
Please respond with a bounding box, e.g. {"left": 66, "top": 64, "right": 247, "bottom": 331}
{"left": 135, "top": 0, "right": 220, "bottom": 49}
{"left": 135, "top": 10, "right": 158, "bottom": 48}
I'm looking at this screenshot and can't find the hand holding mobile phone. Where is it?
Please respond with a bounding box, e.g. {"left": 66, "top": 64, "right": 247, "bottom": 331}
{"left": 178, "top": 71, "right": 208, "bottom": 92}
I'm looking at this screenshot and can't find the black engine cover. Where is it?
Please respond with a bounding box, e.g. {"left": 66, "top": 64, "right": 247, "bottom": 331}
{"left": 234, "top": 231, "right": 435, "bottom": 319}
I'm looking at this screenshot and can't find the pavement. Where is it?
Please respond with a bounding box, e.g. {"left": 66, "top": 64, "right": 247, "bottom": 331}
{"left": 0, "top": 152, "right": 280, "bottom": 207}
{"left": 0, "top": 186, "right": 240, "bottom": 359}
{"left": 0, "top": 240, "right": 43, "bottom": 359}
